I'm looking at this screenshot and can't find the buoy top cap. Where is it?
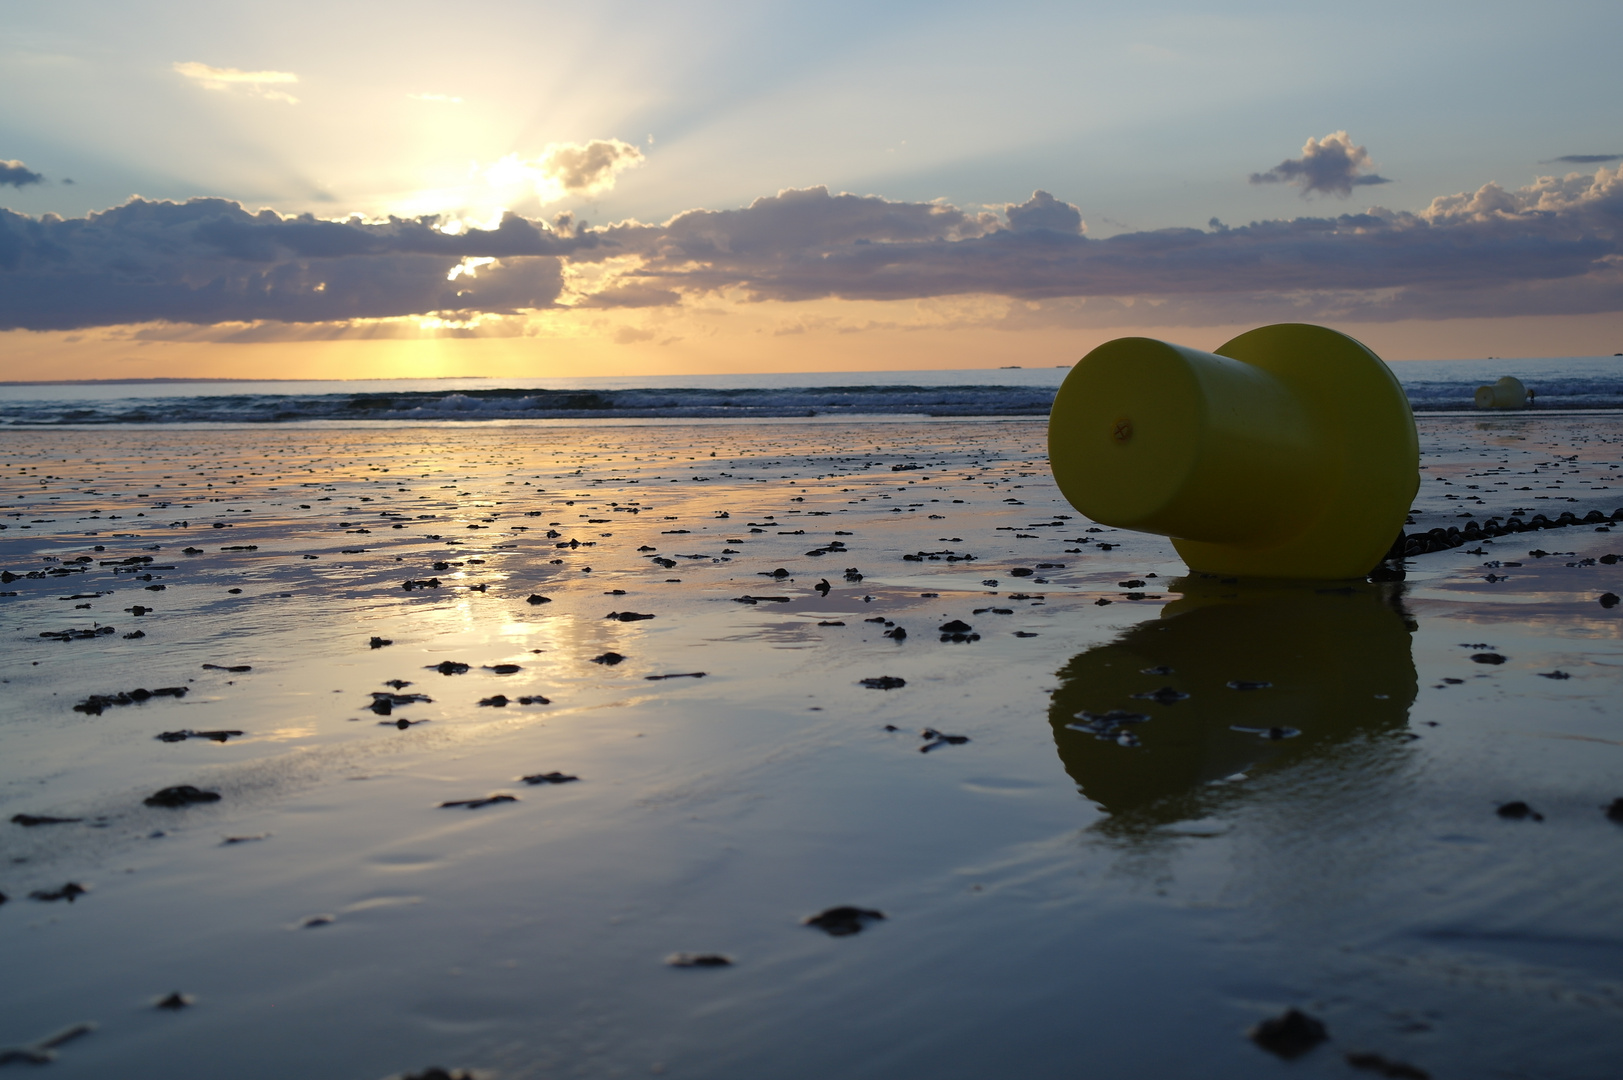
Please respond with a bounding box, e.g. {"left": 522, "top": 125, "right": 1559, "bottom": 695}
{"left": 1050, "top": 338, "right": 1205, "bottom": 527}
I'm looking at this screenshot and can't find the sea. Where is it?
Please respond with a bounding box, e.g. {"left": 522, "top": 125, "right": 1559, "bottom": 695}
{"left": 2, "top": 355, "right": 1621, "bottom": 425}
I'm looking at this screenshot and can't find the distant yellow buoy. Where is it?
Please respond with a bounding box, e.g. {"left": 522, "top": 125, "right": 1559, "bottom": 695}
{"left": 1048, "top": 323, "right": 1418, "bottom": 580}
{"left": 1474, "top": 376, "right": 1528, "bottom": 409}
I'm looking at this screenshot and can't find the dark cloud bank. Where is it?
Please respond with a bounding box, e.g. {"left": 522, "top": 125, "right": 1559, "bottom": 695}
{"left": 2, "top": 166, "right": 1621, "bottom": 333}
{"left": 0, "top": 199, "right": 592, "bottom": 330}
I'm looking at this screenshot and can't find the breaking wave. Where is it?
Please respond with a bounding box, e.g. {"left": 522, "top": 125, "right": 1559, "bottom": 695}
{"left": 2, "top": 356, "right": 1621, "bottom": 424}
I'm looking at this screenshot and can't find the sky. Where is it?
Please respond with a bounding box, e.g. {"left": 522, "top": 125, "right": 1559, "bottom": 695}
{"left": 2, "top": 0, "right": 1621, "bottom": 381}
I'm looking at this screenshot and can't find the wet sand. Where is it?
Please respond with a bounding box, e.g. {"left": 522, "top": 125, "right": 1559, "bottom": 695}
{"left": 2, "top": 414, "right": 1621, "bottom": 1079}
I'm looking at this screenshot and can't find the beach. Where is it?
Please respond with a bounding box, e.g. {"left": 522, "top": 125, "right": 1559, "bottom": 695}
{"left": 3, "top": 413, "right": 1622, "bottom": 1079}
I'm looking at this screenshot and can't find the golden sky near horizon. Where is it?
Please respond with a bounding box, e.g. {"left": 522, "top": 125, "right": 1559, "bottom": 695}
{"left": 8, "top": 311, "right": 1622, "bottom": 384}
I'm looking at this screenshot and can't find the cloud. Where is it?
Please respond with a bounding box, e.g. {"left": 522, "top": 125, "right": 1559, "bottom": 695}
{"left": 482, "top": 140, "right": 645, "bottom": 205}
{"left": 1249, "top": 131, "right": 1392, "bottom": 197}
{"left": 0, "top": 160, "right": 44, "bottom": 188}
{"left": 0, "top": 198, "right": 595, "bottom": 330}
{"left": 173, "top": 61, "right": 299, "bottom": 104}
{"left": 630, "top": 185, "right": 999, "bottom": 266}
{"left": 573, "top": 280, "right": 683, "bottom": 308}
{"left": 541, "top": 140, "right": 645, "bottom": 195}
{"left": 3, "top": 163, "right": 1621, "bottom": 332}
{"left": 390, "top": 139, "right": 646, "bottom": 223}
{"left": 612, "top": 325, "right": 658, "bottom": 344}
{"left": 599, "top": 169, "right": 1623, "bottom": 320}
{"left": 1545, "top": 153, "right": 1623, "bottom": 164}
{"left": 1005, "top": 190, "right": 1084, "bottom": 235}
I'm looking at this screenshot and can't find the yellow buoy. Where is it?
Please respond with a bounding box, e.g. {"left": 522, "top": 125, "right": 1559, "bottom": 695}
{"left": 1048, "top": 323, "right": 1418, "bottom": 580}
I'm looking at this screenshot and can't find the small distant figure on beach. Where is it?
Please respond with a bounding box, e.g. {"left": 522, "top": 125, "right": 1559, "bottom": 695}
{"left": 1474, "top": 375, "right": 1528, "bottom": 409}
{"left": 1527, "top": 387, "right": 1536, "bottom": 406}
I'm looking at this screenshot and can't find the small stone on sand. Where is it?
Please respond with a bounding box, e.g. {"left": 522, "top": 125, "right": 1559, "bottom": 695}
{"left": 1247, "top": 1008, "right": 1328, "bottom": 1058}
{"left": 1344, "top": 1050, "right": 1431, "bottom": 1078}
{"left": 11, "top": 814, "right": 83, "bottom": 826}
{"left": 803, "top": 905, "right": 886, "bottom": 936}
{"left": 1497, "top": 800, "right": 1543, "bottom": 821}
{"left": 666, "top": 953, "right": 732, "bottom": 967}
{"left": 30, "top": 883, "right": 89, "bottom": 903}
{"left": 438, "top": 794, "right": 519, "bottom": 809}
{"left": 143, "top": 785, "right": 221, "bottom": 808}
